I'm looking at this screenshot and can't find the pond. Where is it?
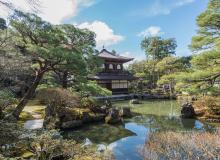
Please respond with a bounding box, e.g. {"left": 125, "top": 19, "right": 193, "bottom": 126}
{"left": 62, "top": 100, "right": 216, "bottom": 160}
{"left": 24, "top": 119, "right": 44, "bottom": 129}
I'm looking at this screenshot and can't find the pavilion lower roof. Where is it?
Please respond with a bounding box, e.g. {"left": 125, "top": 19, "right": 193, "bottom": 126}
{"left": 89, "top": 73, "right": 137, "bottom": 81}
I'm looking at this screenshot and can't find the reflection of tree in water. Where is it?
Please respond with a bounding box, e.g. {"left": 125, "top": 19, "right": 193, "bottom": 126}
{"left": 127, "top": 114, "right": 212, "bottom": 131}
{"left": 180, "top": 118, "right": 196, "bottom": 129}
{"left": 61, "top": 123, "right": 136, "bottom": 144}
{"left": 61, "top": 114, "right": 215, "bottom": 146}
{"left": 128, "top": 115, "right": 182, "bottom": 131}
{"left": 180, "top": 118, "right": 216, "bottom": 131}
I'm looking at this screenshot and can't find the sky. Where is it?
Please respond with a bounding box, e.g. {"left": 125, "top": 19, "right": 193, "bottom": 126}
{"left": 0, "top": 0, "right": 209, "bottom": 61}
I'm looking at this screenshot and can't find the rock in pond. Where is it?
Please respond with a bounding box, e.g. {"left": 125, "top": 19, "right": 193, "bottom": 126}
{"left": 61, "top": 120, "right": 83, "bottom": 129}
{"left": 130, "top": 99, "right": 141, "bottom": 104}
{"left": 119, "top": 107, "right": 131, "bottom": 117}
{"left": 181, "top": 103, "right": 195, "bottom": 118}
{"left": 105, "top": 108, "right": 122, "bottom": 124}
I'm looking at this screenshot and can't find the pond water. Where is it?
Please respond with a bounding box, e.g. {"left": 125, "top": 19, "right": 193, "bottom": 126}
{"left": 62, "top": 100, "right": 216, "bottom": 160}
{"left": 24, "top": 119, "right": 44, "bottom": 129}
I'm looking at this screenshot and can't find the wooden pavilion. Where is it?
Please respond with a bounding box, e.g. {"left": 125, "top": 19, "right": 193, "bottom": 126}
{"left": 90, "top": 48, "right": 136, "bottom": 95}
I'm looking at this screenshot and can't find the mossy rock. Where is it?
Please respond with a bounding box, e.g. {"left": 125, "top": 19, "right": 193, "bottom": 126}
{"left": 22, "top": 151, "right": 34, "bottom": 159}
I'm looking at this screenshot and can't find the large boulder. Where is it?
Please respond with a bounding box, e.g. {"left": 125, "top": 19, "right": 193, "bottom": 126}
{"left": 57, "top": 108, "right": 78, "bottom": 122}
{"left": 181, "top": 103, "right": 195, "bottom": 118}
{"left": 105, "top": 108, "right": 121, "bottom": 124}
{"left": 61, "top": 120, "right": 83, "bottom": 129}
{"left": 90, "top": 105, "right": 108, "bottom": 114}
{"left": 43, "top": 102, "right": 81, "bottom": 129}
{"left": 119, "top": 107, "right": 131, "bottom": 117}
{"left": 130, "top": 99, "right": 141, "bottom": 104}
{"left": 81, "top": 112, "right": 105, "bottom": 123}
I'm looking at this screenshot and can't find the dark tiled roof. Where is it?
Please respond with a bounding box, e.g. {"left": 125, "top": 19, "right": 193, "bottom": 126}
{"left": 98, "top": 49, "right": 134, "bottom": 62}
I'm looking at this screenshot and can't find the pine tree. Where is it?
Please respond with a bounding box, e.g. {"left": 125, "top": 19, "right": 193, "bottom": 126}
{"left": 177, "top": 0, "right": 220, "bottom": 95}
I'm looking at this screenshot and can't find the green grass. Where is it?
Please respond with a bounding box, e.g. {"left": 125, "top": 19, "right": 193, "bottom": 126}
{"left": 19, "top": 111, "right": 35, "bottom": 122}
{"left": 23, "top": 100, "right": 46, "bottom": 112}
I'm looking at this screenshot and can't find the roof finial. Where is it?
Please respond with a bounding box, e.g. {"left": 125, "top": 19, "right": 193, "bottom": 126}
{"left": 102, "top": 45, "right": 105, "bottom": 49}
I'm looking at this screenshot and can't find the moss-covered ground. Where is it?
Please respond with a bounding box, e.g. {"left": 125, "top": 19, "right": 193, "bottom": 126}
{"left": 19, "top": 100, "right": 46, "bottom": 123}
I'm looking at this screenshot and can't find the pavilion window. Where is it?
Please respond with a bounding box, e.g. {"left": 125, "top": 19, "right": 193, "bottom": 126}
{"left": 112, "top": 80, "right": 119, "bottom": 89}
{"left": 101, "top": 64, "right": 105, "bottom": 69}
{"left": 120, "top": 80, "right": 128, "bottom": 88}
{"left": 117, "top": 64, "right": 121, "bottom": 70}
{"left": 109, "top": 64, "right": 113, "bottom": 69}
{"left": 112, "top": 80, "right": 128, "bottom": 89}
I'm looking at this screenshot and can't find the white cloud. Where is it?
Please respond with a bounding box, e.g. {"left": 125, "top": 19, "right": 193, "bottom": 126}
{"left": 131, "top": 0, "right": 195, "bottom": 17}
{"left": 145, "top": 1, "right": 171, "bottom": 17}
{"left": 138, "top": 26, "right": 164, "bottom": 37}
{"left": 175, "top": 0, "right": 195, "bottom": 7}
{"left": 77, "top": 21, "right": 124, "bottom": 48}
{"left": 121, "top": 51, "right": 132, "bottom": 57}
{"left": 0, "top": 0, "right": 97, "bottom": 24}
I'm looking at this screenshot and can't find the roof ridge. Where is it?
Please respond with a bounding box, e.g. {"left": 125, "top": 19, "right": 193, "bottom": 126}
{"left": 100, "top": 48, "right": 115, "bottom": 55}
{"left": 98, "top": 48, "right": 134, "bottom": 62}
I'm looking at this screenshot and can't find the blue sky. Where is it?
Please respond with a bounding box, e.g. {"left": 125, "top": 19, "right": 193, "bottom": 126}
{"left": 0, "top": 0, "right": 209, "bottom": 61}
{"left": 71, "top": 0, "right": 209, "bottom": 60}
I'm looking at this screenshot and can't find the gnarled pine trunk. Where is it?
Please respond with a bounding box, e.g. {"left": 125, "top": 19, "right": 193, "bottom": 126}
{"left": 11, "top": 71, "right": 45, "bottom": 120}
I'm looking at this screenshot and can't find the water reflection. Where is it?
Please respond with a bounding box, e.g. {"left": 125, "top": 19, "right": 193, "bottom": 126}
{"left": 109, "top": 123, "right": 148, "bottom": 160}
{"left": 127, "top": 115, "right": 208, "bottom": 131}
{"left": 24, "top": 119, "right": 43, "bottom": 129}
{"left": 62, "top": 123, "right": 136, "bottom": 144}
{"left": 62, "top": 100, "right": 215, "bottom": 160}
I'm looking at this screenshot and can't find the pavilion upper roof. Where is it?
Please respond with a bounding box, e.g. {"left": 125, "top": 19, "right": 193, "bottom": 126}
{"left": 98, "top": 49, "right": 134, "bottom": 63}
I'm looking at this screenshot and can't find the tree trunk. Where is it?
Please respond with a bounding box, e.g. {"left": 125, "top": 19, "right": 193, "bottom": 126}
{"left": 11, "top": 71, "right": 45, "bottom": 120}
{"left": 62, "top": 71, "right": 68, "bottom": 89}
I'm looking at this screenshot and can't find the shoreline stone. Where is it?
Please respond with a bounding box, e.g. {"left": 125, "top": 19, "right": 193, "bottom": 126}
{"left": 130, "top": 99, "right": 141, "bottom": 104}
{"left": 181, "top": 103, "right": 195, "bottom": 118}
